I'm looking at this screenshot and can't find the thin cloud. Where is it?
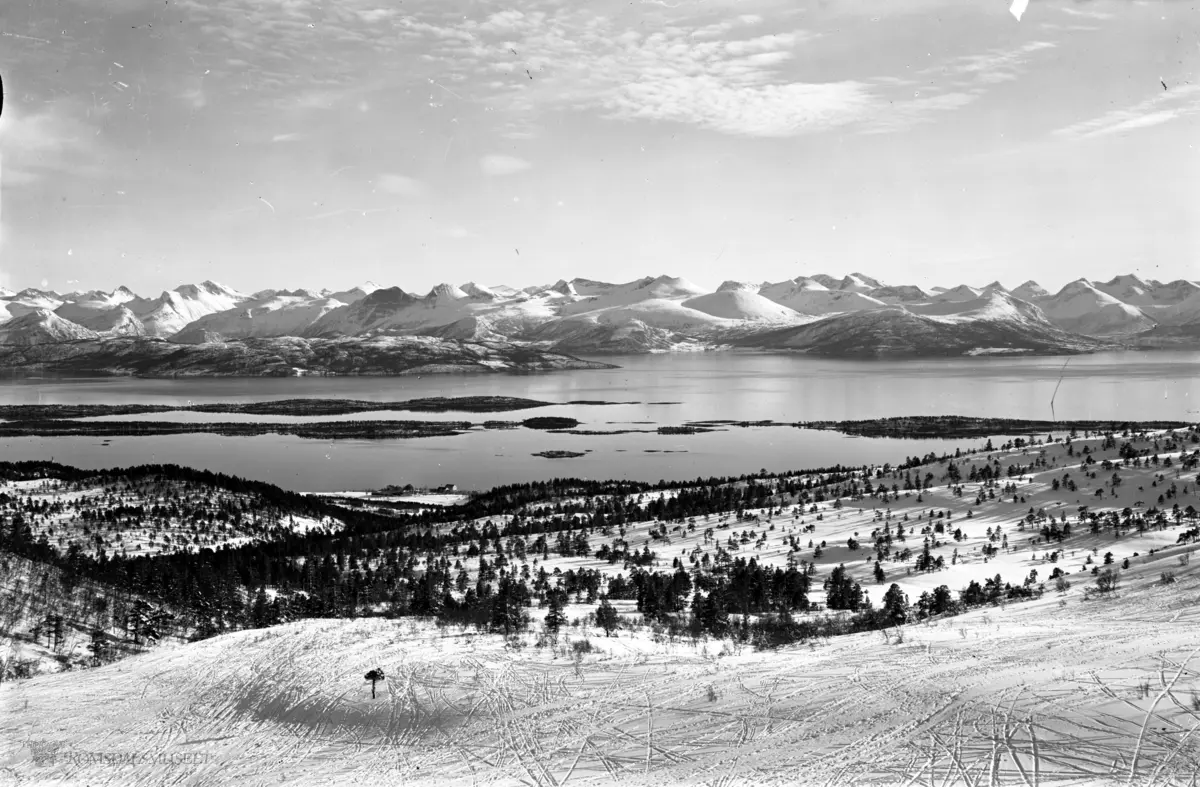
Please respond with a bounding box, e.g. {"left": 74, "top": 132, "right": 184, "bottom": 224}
{"left": 0, "top": 101, "right": 103, "bottom": 185}
{"left": 861, "top": 41, "right": 1058, "bottom": 132}
{"left": 356, "top": 8, "right": 397, "bottom": 23}
{"left": 409, "top": 11, "right": 869, "bottom": 138}
{"left": 182, "top": 86, "right": 208, "bottom": 110}
{"left": 480, "top": 155, "right": 531, "bottom": 176}
{"left": 376, "top": 173, "right": 425, "bottom": 196}
{"left": 948, "top": 41, "right": 1057, "bottom": 85}
{"left": 1054, "top": 84, "right": 1200, "bottom": 140}
{"left": 1060, "top": 6, "right": 1114, "bottom": 20}
{"left": 308, "top": 206, "right": 402, "bottom": 220}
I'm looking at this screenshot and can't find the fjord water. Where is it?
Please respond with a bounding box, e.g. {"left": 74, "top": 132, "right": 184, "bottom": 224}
{"left": 0, "top": 351, "right": 1195, "bottom": 492}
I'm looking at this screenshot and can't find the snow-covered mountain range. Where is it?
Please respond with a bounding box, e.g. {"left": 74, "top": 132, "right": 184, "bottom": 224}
{"left": 2, "top": 273, "right": 1197, "bottom": 359}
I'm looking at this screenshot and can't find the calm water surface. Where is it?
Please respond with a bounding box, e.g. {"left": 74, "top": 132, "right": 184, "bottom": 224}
{"left": 0, "top": 351, "right": 1193, "bottom": 492}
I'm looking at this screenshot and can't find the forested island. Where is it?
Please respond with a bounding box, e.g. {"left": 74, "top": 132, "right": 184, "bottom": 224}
{"left": 0, "top": 409, "right": 1188, "bottom": 441}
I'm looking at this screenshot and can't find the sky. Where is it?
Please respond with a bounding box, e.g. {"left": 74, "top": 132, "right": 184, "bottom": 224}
{"left": 0, "top": 0, "right": 1196, "bottom": 297}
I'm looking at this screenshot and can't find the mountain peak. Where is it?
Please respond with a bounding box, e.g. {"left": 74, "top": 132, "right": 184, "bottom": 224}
{"left": 428, "top": 283, "right": 469, "bottom": 301}
{"left": 174, "top": 280, "right": 244, "bottom": 300}
{"left": 361, "top": 286, "right": 418, "bottom": 306}
{"left": 550, "top": 280, "right": 578, "bottom": 297}
{"left": 0, "top": 308, "right": 100, "bottom": 345}
{"left": 790, "top": 276, "right": 831, "bottom": 292}
{"left": 1103, "top": 273, "right": 1148, "bottom": 288}
{"left": 1059, "top": 278, "right": 1098, "bottom": 296}
{"left": 1011, "top": 280, "right": 1048, "bottom": 300}
{"left": 840, "top": 273, "right": 882, "bottom": 291}
{"left": 461, "top": 282, "right": 498, "bottom": 300}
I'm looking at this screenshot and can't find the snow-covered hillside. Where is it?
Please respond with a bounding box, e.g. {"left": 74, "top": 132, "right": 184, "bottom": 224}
{"left": 1094, "top": 274, "right": 1159, "bottom": 307}
{"left": 6, "top": 427, "right": 1200, "bottom": 785}
{"left": 11, "top": 572, "right": 1200, "bottom": 786}
{"left": 138, "top": 281, "right": 250, "bottom": 337}
{"left": 1011, "top": 280, "right": 1049, "bottom": 300}
{"left": 1157, "top": 290, "right": 1200, "bottom": 328}
{"left": 933, "top": 284, "right": 983, "bottom": 302}
{"left": 0, "top": 309, "right": 100, "bottom": 345}
{"left": 172, "top": 292, "right": 349, "bottom": 343}
{"left": 758, "top": 278, "right": 890, "bottom": 315}
{"left": 869, "top": 284, "right": 934, "bottom": 304}
{"left": 1038, "top": 279, "right": 1155, "bottom": 336}
{"left": 682, "top": 289, "right": 807, "bottom": 322}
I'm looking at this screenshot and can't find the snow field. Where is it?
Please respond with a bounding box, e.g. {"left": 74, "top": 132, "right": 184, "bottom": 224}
{"left": 8, "top": 547, "right": 1200, "bottom": 785}
{"left": 363, "top": 430, "right": 1199, "bottom": 618}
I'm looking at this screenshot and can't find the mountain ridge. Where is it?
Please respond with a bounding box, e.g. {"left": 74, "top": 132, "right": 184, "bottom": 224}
{"left": 1, "top": 272, "right": 1194, "bottom": 363}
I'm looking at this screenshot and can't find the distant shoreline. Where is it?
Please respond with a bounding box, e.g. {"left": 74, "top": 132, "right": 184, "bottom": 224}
{"left": 0, "top": 406, "right": 1187, "bottom": 441}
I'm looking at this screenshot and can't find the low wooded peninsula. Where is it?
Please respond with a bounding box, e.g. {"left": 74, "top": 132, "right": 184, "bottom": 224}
{"left": 796, "top": 416, "right": 1192, "bottom": 438}
{"left": 0, "top": 417, "right": 584, "bottom": 440}
{"left": 0, "top": 396, "right": 554, "bottom": 421}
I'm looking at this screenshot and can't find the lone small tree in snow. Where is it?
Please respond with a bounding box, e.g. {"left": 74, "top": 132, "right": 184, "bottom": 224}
{"left": 595, "top": 598, "right": 619, "bottom": 637}
{"left": 87, "top": 628, "right": 109, "bottom": 666}
{"left": 882, "top": 583, "right": 909, "bottom": 625}
{"left": 365, "top": 668, "right": 385, "bottom": 699}
{"left": 544, "top": 591, "right": 567, "bottom": 635}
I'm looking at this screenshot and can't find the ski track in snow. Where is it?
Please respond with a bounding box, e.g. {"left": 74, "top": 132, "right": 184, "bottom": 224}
{"left": 7, "top": 577, "right": 1200, "bottom": 786}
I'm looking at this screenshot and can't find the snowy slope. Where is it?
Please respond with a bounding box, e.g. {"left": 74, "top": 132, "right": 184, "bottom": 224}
{"left": 1089, "top": 273, "right": 1200, "bottom": 308}
{"left": 8, "top": 430, "right": 1200, "bottom": 785}
{"left": 808, "top": 272, "right": 882, "bottom": 292}
{"left": 15, "top": 588, "right": 1200, "bottom": 786}
{"left": 912, "top": 290, "right": 1051, "bottom": 324}
{"left": 1011, "top": 280, "right": 1049, "bottom": 301}
{"left": 740, "top": 291, "right": 1097, "bottom": 356}
{"left": 137, "top": 281, "right": 250, "bottom": 337}
{"left": 558, "top": 275, "right": 709, "bottom": 316}
{"left": 303, "top": 287, "right": 425, "bottom": 336}
{"left": 1156, "top": 289, "right": 1200, "bottom": 327}
{"left": 54, "top": 304, "right": 146, "bottom": 337}
{"left": 54, "top": 286, "right": 152, "bottom": 336}
{"left": 1, "top": 289, "right": 65, "bottom": 321}
{"left": 1151, "top": 279, "right": 1200, "bottom": 305}
{"left": 1094, "top": 274, "right": 1157, "bottom": 306}
{"left": 759, "top": 278, "right": 889, "bottom": 315}
{"left": 172, "top": 293, "right": 350, "bottom": 343}
{"left": 1039, "top": 279, "right": 1155, "bottom": 336}
{"left": 425, "top": 282, "right": 470, "bottom": 302}
{"left": 460, "top": 282, "right": 499, "bottom": 300}
{"left": 304, "top": 285, "right": 562, "bottom": 340}
{"left": 715, "top": 280, "right": 763, "bottom": 293}
{"left": 681, "top": 290, "right": 806, "bottom": 322}
{"left": 567, "top": 277, "right": 620, "bottom": 297}
{"left": 933, "top": 284, "right": 983, "bottom": 302}
{"left": 0, "top": 309, "right": 100, "bottom": 345}
{"left": 326, "top": 282, "right": 380, "bottom": 304}
{"left": 868, "top": 284, "right": 934, "bottom": 304}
